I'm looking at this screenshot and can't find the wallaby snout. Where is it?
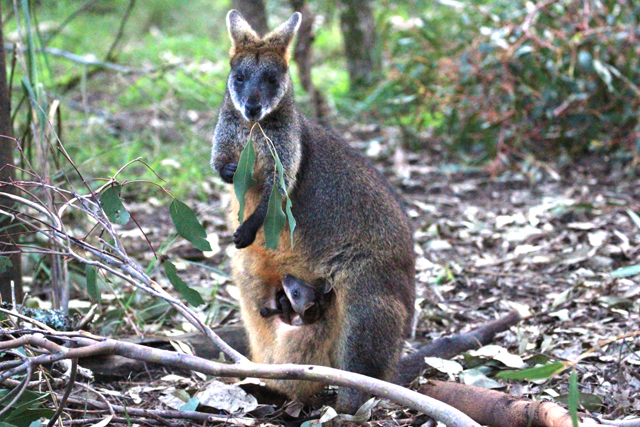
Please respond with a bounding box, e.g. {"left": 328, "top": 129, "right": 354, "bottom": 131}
{"left": 244, "top": 100, "right": 262, "bottom": 121}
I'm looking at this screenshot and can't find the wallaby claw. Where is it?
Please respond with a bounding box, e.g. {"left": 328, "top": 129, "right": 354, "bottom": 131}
{"left": 220, "top": 162, "right": 238, "bottom": 183}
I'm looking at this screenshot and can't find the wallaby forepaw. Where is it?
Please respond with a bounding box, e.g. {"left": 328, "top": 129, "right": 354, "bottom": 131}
{"left": 220, "top": 162, "right": 238, "bottom": 183}
{"left": 234, "top": 222, "right": 258, "bottom": 248}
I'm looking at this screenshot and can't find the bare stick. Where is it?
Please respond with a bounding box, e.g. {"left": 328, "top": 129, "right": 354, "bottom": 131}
{"left": 46, "top": 358, "right": 77, "bottom": 427}
{"left": 105, "top": 0, "right": 136, "bottom": 62}
{"left": 2, "top": 331, "right": 482, "bottom": 427}
{"left": 63, "top": 394, "right": 248, "bottom": 424}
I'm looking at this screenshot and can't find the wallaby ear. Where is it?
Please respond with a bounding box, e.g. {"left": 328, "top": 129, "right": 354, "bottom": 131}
{"left": 226, "top": 10, "right": 260, "bottom": 56}
{"left": 263, "top": 12, "right": 302, "bottom": 60}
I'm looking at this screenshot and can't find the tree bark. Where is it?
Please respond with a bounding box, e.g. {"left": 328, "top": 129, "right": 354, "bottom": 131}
{"left": 289, "top": 0, "right": 331, "bottom": 125}
{"left": 337, "top": 0, "right": 379, "bottom": 93}
{"left": 0, "top": 4, "right": 24, "bottom": 304}
{"left": 231, "top": 0, "right": 269, "bottom": 36}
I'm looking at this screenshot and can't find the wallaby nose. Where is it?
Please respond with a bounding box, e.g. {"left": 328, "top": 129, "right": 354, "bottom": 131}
{"left": 245, "top": 102, "right": 262, "bottom": 121}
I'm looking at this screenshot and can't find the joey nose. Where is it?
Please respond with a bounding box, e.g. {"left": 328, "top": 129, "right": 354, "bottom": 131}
{"left": 245, "top": 103, "right": 262, "bottom": 121}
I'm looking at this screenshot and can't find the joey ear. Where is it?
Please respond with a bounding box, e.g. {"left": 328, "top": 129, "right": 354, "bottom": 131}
{"left": 263, "top": 12, "right": 302, "bottom": 60}
{"left": 226, "top": 10, "right": 260, "bottom": 56}
{"left": 321, "top": 281, "right": 333, "bottom": 294}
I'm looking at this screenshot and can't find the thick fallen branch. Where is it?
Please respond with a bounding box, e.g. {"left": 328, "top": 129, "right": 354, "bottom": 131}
{"left": 598, "top": 419, "right": 640, "bottom": 427}
{"left": 0, "top": 329, "right": 481, "bottom": 427}
{"left": 397, "top": 310, "right": 523, "bottom": 385}
{"left": 419, "top": 380, "right": 605, "bottom": 427}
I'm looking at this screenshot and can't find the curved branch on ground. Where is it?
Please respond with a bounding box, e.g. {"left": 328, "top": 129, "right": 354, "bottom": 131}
{"left": 0, "top": 330, "right": 481, "bottom": 427}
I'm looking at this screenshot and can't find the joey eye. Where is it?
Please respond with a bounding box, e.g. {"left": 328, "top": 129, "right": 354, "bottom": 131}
{"left": 235, "top": 73, "right": 244, "bottom": 83}
{"left": 267, "top": 75, "right": 278, "bottom": 85}
{"left": 292, "top": 289, "right": 299, "bottom": 298}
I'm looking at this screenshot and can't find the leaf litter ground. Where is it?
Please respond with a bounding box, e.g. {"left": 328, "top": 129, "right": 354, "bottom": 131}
{"left": 61, "top": 122, "right": 640, "bottom": 425}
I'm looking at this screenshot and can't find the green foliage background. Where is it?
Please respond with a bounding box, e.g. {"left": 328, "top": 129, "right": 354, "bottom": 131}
{"left": 2, "top": 0, "right": 639, "bottom": 197}
{"left": 372, "top": 0, "right": 640, "bottom": 163}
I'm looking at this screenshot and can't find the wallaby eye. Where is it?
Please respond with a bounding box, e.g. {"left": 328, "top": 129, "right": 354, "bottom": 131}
{"left": 235, "top": 73, "right": 244, "bottom": 83}
{"left": 292, "top": 289, "right": 299, "bottom": 297}
{"left": 267, "top": 75, "right": 278, "bottom": 85}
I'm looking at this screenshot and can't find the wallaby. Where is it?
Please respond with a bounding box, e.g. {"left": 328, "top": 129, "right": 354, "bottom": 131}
{"left": 211, "top": 10, "right": 416, "bottom": 413}
{"left": 260, "top": 275, "right": 332, "bottom": 325}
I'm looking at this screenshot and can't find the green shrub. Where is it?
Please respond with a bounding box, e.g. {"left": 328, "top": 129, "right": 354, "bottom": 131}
{"left": 375, "top": 0, "right": 640, "bottom": 163}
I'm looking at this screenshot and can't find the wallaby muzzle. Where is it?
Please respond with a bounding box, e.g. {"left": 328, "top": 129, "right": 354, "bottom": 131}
{"left": 244, "top": 101, "right": 262, "bottom": 121}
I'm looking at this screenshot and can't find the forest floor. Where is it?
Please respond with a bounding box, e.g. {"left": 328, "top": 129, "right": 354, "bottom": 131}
{"left": 41, "top": 119, "right": 639, "bottom": 426}
{"left": 5, "top": 2, "right": 638, "bottom": 424}
{"left": 89, "top": 120, "right": 640, "bottom": 426}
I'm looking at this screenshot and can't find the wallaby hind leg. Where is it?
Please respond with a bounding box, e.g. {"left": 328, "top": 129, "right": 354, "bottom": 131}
{"left": 333, "top": 284, "right": 409, "bottom": 413}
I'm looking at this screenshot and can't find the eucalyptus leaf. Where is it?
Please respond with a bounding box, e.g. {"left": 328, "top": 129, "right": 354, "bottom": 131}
{"left": 234, "top": 137, "right": 257, "bottom": 224}
{"left": 274, "top": 151, "right": 296, "bottom": 246}
{"left": 460, "top": 368, "right": 504, "bottom": 389}
{"left": 100, "top": 185, "right": 130, "bottom": 226}
{"left": 179, "top": 398, "right": 200, "bottom": 412}
{"left": 568, "top": 370, "right": 579, "bottom": 427}
{"left": 86, "top": 265, "right": 100, "bottom": 302}
{"left": 424, "top": 357, "right": 463, "bottom": 375}
{"left": 556, "top": 392, "right": 604, "bottom": 412}
{"left": 0, "top": 256, "right": 13, "bottom": 275}
{"left": 611, "top": 263, "right": 640, "bottom": 278}
{"left": 284, "top": 194, "right": 296, "bottom": 246}
{"left": 264, "top": 181, "right": 286, "bottom": 250}
{"left": 497, "top": 361, "right": 566, "bottom": 381}
{"left": 627, "top": 209, "right": 640, "bottom": 230}
{"left": 170, "top": 199, "right": 212, "bottom": 252}
{"left": 164, "top": 261, "right": 205, "bottom": 307}
{"left": 5, "top": 410, "right": 55, "bottom": 427}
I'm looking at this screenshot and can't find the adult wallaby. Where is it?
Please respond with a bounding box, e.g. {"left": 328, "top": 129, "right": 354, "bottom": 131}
{"left": 211, "top": 10, "right": 415, "bottom": 413}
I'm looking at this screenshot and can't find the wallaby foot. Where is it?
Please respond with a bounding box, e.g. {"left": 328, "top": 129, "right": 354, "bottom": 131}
{"left": 220, "top": 162, "right": 238, "bottom": 183}
{"left": 335, "top": 387, "right": 367, "bottom": 415}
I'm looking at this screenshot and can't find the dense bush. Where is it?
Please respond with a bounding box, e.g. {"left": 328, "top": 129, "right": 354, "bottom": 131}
{"left": 374, "top": 0, "right": 640, "bottom": 163}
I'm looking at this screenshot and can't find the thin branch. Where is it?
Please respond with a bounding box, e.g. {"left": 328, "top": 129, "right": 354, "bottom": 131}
{"left": 0, "top": 188, "right": 248, "bottom": 363}
{"left": 46, "top": 358, "right": 77, "bottom": 427}
{"left": 62, "top": 394, "right": 245, "bottom": 424}
{"left": 0, "top": 361, "right": 32, "bottom": 417}
{"left": 44, "top": 0, "right": 100, "bottom": 44}
{"left": 105, "top": 0, "right": 136, "bottom": 62}
{"left": 3, "top": 44, "right": 133, "bottom": 73}
{"left": 0, "top": 307, "right": 56, "bottom": 331}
